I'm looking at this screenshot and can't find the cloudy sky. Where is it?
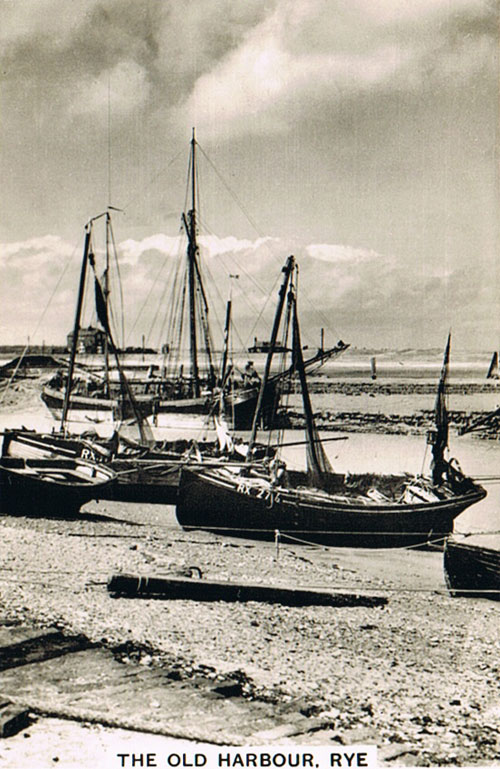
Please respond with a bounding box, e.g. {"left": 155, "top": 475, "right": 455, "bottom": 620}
{"left": 0, "top": 0, "right": 497, "bottom": 352}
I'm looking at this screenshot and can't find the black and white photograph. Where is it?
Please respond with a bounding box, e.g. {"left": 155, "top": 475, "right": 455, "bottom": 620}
{"left": 0, "top": 1, "right": 498, "bottom": 766}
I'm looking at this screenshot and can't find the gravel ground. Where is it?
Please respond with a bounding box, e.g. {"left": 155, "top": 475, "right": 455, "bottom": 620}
{"left": 0, "top": 500, "right": 499, "bottom": 767}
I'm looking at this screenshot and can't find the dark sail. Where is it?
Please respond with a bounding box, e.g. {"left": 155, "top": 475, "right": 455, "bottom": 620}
{"left": 247, "top": 256, "right": 295, "bottom": 452}
{"left": 94, "top": 276, "right": 110, "bottom": 334}
{"left": 486, "top": 351, "right": 499, "bottom": 379}
{"left": 60, "top": 229, "right": 92, "bottom": 431}
{"left": 92, "top": 263, "right": 153, "bottom": 447}
{"left": 431, "top": 333, "right": 451, "bottom": 485}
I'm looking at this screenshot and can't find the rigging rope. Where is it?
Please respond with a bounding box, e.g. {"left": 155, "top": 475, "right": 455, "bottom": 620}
{"left": 195, "top": 142, "right": 344, "bottom": 345}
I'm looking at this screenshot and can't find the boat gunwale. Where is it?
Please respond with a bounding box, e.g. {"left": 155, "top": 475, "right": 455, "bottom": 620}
{"left": 180, "top": 466, "right": 486, "bottom": 515}
{"left": 0, "top": 456, "right": 116, "bottom": 487}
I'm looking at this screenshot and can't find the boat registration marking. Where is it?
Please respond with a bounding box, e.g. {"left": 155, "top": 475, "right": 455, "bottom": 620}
{"left": 235, "top": 479, "right": 281, "bottom": 507}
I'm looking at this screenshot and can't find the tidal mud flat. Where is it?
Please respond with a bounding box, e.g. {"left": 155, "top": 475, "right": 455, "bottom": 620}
{"left": 0, "top": 376, "right": 499, "bottom": 766}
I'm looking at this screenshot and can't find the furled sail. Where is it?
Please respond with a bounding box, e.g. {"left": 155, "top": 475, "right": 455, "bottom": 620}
{"left": 90, "top": 255, "right": 154, "bottom": 447}
{"left": 292, "top": 293, "right": 333, "bottom": 487}
{"left": 94, "top": 275, "right": 110, "bottom": 333}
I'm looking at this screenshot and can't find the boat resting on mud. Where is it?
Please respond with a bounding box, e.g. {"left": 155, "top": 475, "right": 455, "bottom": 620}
{"left": 177, "top": 464, "right": 486, "bottom": 548}
{"left": 0, "top": 456, "right": 115, "bottom": 517}
{"left": 176, "top": 256, "right": 486, "bottom": 549}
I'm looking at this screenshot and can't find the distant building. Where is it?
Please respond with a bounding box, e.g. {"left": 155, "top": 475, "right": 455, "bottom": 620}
{"left": 248, "top": 337, "right": 290, "bottom": 354}
{"left": 67, "top": 326, "right": 106, "bottom": 354}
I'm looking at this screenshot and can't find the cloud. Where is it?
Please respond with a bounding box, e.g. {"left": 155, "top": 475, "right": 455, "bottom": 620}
{"left": 0, "top": 234, "right": 81, "bottom": 343}
{"left": 0, "top": 0, "right": 495, "bottom": 350}
{"left": 119, "top": 234, "right": 181, "bottom": 263}
{"left": 68, "top": 60, "right": 151, "bottom": 118}
{"left": 198, "top": 235, "right": 276, "bottom": 257}
{"left": 2, "top": 0, "right": 494, "bottom": 136}
{"left": 0, "top": 0, "right": 273, "bottom": 126}
{"left": 173, "top": 0, "right": 497, "bottom": 138}
{"left": 306, "top": 244, "right": 380, "bottom": 264}
{"left": 0, "top": 0, "right": 98, "bottom": 48}
{"left": 0, "top": 226, "right": 497, "bottom": 348}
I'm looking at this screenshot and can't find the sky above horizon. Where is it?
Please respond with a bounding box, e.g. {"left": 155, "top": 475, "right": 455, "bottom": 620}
{"left": 0, "top": 0, "right": 498, "bottom": 352}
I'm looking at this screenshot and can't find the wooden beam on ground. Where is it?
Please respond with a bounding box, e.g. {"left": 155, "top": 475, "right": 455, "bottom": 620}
{"left": 107, "top": 573, "right": 388, "bottom": 608}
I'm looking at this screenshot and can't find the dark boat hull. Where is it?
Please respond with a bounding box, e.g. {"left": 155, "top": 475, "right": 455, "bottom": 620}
{"left": 444, "top": 537, "right": 500, "bottom": 599}
{"left": 176, "top": 468, "right": 486, "bottom": 549}
{"left": 0, "top": 457, "right": 115, "bottom": 517}
{"left": 41, "top": 385, "right": 152, "bottom": 422}
{"left": 2, "top": 430, "right": 184, "bottom": 505}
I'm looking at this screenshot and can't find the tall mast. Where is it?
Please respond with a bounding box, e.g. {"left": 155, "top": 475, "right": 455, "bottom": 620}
{"left": 60, "top": 223, "right": 92, "bottom": 432}
{"left": 103, "top": 212, "right": 111, "bottom": 396}
{"left": 188, "top": 127, "right": 199, "bottom": 397}
{"left": 291, "top": 288, "right": 333, "bottom": 486}
{"left": 220, "top": 298, "right": 232, "bottom": 387}
{"left": 247, "top": 255, "right": 295, "bottom": 453}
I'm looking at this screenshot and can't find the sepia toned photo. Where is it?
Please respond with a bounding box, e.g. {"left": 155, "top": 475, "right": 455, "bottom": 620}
{"left": 0, "top": 1, "right": 498, "bottom": 767}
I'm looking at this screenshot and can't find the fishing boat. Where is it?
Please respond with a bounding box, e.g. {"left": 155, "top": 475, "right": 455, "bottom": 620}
{"left": 444, "top": 534, "right": 500, "bottom": 600}
{"left": 1, "top": 422, "right": 271, "bottom": 505}
{"left": 41, "top": 133, "right": 347, "bottom": 432}
{"left": 176, "top": 256, "right": 486, "bottom": 548}
{"left": 0, "top": 456, "right": 115, "bottom": 517}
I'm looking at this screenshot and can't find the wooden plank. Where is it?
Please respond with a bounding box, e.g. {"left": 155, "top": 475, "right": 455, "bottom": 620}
{"left": 107, "top": 573, "right": 388, "bottom": 607}
{"left": 0, "top": 647, "right": 324, "bottom": 744}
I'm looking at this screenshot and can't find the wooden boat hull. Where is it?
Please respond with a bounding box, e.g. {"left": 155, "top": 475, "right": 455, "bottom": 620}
{"left": 444, "top": 537, "right": 500, "bottom": 599}
{"left": 41, "top": 385, "right": 153, "bottom": 424}
{"left": 176, "top": 468, "right": 486, "bottom": 549}
{"left": 0, "top": 457, "right": 115, "bottom": 517}
{"left": 2, "top": 430, "right": 181, "bottom": 505}
{"left": 1, "top": 430, "right": 270, "bottom": 506}
{"left": 41, "top": 380, "right": 275, "bottom": 430}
